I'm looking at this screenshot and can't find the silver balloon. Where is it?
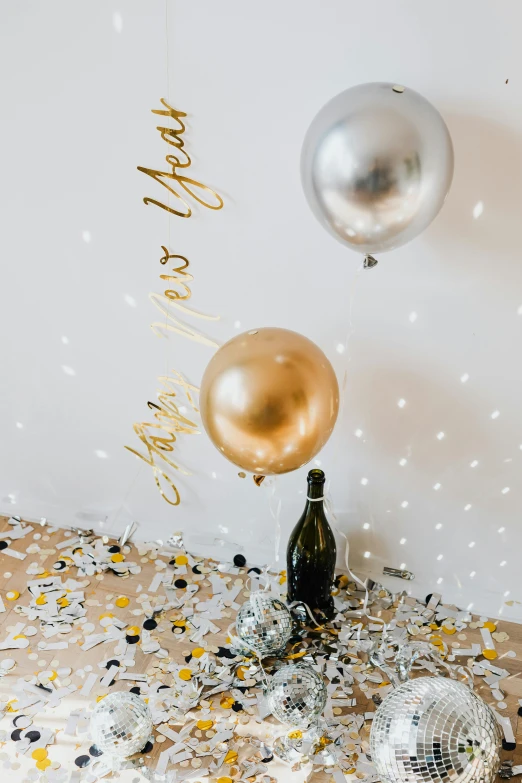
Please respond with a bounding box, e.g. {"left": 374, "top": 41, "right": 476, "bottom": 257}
{"left": 301, "top": 82, "right": 454, "bottom": 255}
{"left": 370, "top": 677, "right": 501, "bottom": 783}
{"left": 236, "top": 593, "right": 293, "bottom": 658}
{"left": 90, "top": 691, "right": 153, "bottom": 758}
{"left": 266, "top": 663, "right": 327, "bottom": 728}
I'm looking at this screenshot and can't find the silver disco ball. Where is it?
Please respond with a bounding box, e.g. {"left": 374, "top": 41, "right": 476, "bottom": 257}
{"left": 236, "top": 593, "right": 293, "bottom": 657}
{"left": 266, "top": 663, "right": 327, "bottom": 728}
{"left": 370, "top": 677, "right": 501, "bottom": 783}
{"left": 90, "top": 691, "right": 153, "bottom": 758}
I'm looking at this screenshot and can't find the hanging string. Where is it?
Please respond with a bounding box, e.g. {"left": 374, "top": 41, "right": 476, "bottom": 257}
{"left": 338, "top": 259, "right": 365, "bottom": 417}
{"left": 324, "top": 484, "right": 387, "bottom": 636}
{"left": 164, "top": 0, "right": 173, "bottom": 380}
{"left": 266, "top": 476, "right": 282, "bottom": 571}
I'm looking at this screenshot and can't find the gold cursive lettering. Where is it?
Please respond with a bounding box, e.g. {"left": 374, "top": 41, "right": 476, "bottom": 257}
{"left": 126, "top": 372, "right": 200, "bottom": 506}
{"left": 149, "top": 246, "right": 220, "bottom": 345}
{"left": 129, "top": 100, "right": 222, "bottom": 506}
{"left": 137, "top": 99, "right": 223, "bottom": 218}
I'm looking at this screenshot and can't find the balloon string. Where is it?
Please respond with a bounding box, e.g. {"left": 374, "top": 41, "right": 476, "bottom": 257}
{"left": 324, "top": 484, "right": 386, "bottom": 634}
{"left": 339, "top": 260, "right": 364, "bottom": 417}
{"left": 263, "top": 477, "right": 282, "bottom": 578}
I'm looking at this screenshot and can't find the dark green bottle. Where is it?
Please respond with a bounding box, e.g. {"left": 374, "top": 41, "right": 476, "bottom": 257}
{"left": 286, "top": 469, "right": 336, "bottom": 620}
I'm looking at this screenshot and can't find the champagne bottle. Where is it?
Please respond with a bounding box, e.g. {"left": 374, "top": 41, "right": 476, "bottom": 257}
{"left": 286, "top": 469, "right": 336, "bottom": 620}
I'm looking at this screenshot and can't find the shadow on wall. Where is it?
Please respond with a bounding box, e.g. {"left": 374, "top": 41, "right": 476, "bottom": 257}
{"left": 429, "top": 112, "right": 522, "bottom": 282}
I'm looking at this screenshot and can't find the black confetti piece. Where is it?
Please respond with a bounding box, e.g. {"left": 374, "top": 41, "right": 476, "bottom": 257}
{"left": 125, "top": 634, "right": 140, "bottom": 644}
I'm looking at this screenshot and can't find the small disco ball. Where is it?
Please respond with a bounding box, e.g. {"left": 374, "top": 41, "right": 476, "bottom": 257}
{"left": 90, "top": 691, "right": 153, "bottom": 758}
{"left": 266, "top": 662, "right": 327, "bottom": 728}
{"left": 236, "top": 593, "right": 293, "bottom": 657}
{"left": 370, "top": 677, "right": 501, "bottom": 783}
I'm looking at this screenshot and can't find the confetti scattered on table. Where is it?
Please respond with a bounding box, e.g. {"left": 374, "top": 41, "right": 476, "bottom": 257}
{"left": 0, "top": 515, "right": 520, "bottom": 782}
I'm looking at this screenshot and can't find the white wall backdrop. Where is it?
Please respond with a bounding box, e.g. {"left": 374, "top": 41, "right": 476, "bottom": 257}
{"left": 1, "top": 0, "right": 522, "bottom": 619}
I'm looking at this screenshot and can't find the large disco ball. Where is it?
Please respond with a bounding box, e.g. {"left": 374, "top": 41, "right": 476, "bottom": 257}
{"left": 236, "top": 593, "right": 293, "bottom": 658}
{"left": 370, "top": 677, "right": 501, "bottom": 783}
{"left": 266, "top": 663, "right": 327, "bottom": 728}
{"left": 90, "top": 691, "right": 153, "bottom": 758}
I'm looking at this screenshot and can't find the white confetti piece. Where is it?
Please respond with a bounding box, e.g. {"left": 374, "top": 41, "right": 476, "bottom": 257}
{"left": 3, "top": 548, "right": 27, "bottom": 560}
{"left": 80, "top": 672, "right": 97, "bottom": 696}
{"left": 99, "top": 664, "right": 119, "bottom": 687}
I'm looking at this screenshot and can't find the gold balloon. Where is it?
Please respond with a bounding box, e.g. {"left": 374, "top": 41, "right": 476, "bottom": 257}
{"left": 200, "top": 328, "right": 339, "bottom": 475}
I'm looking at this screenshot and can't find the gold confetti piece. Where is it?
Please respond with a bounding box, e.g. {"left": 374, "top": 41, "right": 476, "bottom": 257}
{"left": 36, "top": 759, "right": 51, "bottom": 771}
{"left": 482, "top": 649, "right": 498, "bottom": 660}
{"left": 236, "top": 666, "right": 247, "bottom": 681}
{"left": 179, "top": 668, "right": 192, "bottom": 681}
{"left": 35, "top": 595, "right": 47, "bottom": 606}
{"left": 217, "top": 778, "right": 232, "bottom": 783}
{"left": 175, "top": 555, "right": 188, "bottom": 565}
{"left": 287, "top": 649, "right": 307, "bottom": 660}
{"left": 115, "top": 596, "right": 130, "bottom": 608}
{"left": 6, "top": 591, "right": 19, "bottom": 601}
{"left": 220, "top": 696, "right": 235, "bottom": 709}
{"left": 442, "top": 626, "right": 456, "bottom": 635}
{"left": 224, "top": 750, "right": 238, "bottom": 765}
{"left": 192, "top": 647, "right": 205, "bottom": 658}
{"left": 196, "top": 720, "right": 214, "bottom": 730}
{"left": 127, "top": 626, "right": 140, "bottom": 636}
{"left": 288, "top": 730, "right": 303, "bottom": 739}
{"left": 173, "top": 619, "right": 186, "bottom": 627}
{"left": 32, "top": 749, "right": 48, "bottom": 761}
{"left": 111, "top": 553, "right": 124, "bottom": 563}
{"left": 483, "top": 621, "right": 497, "bottom": 632}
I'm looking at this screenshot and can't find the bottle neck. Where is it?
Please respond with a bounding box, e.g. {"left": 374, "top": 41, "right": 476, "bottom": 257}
{"left": 306, "top": 481, "right": 325, "bottom": 502}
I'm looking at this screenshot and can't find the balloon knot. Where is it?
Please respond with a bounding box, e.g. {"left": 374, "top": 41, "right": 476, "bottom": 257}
{"left": 364, "top": 255, "right": 378, "bottom": 269}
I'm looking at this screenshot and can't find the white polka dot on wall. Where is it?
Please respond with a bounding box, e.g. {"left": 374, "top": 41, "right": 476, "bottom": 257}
{"left": 112, "top": 11, "right": 123, "bottom": 33}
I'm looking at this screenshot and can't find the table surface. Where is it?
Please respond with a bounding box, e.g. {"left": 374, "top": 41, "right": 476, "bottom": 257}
{"left": 0, "top": 515, "right": 521, "bottom": 783}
